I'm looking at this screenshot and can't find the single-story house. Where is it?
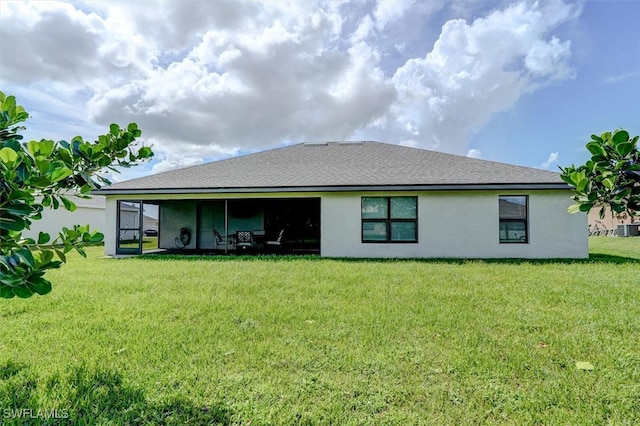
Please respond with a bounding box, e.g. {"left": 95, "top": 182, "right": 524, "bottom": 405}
{"left": 95, "top": 141, "right": 588, "bottom": 258}
{"left": 23, "top": 195, "right": 106, "bottom": 241}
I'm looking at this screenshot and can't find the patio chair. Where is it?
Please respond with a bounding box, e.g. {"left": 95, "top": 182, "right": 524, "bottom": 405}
{"left": 235, "top": 230, "right": 255, "bottom": 252}
{"left": 213, "top": 229, "right": 234, "bottom": 250}
{"left": 265, "top": 229, "right": 285, "bottom": 252}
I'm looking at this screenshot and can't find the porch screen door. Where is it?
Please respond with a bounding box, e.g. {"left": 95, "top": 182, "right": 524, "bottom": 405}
{"left": 117, "top": 201, "right": 143, "bottom": 254}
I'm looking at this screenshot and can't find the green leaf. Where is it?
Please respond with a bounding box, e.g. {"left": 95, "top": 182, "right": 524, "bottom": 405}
{"left": 576, "top": 361, "right": 594, "bottom": 371}
{"left": 1, "top": 202, "right": 36, "bottom": 216}
{"left": 567, "top": 203, "right": 582, "bottom": 214}
{"left": 27, "top": 139, "right": 55, "bottom": 157}
{"left": 0, "top": 215, "right": 26, "bottom": 232}
{"left": 91, "top": 232, "right": 105, "bottom": 243}
{"left": 54, "top": 248, "right": 67, "bottom": 263}
{"left": 41, "top": 260, "right": 63, "bottom": 270}
{"left": 0, "top": 286, "right": 15, "bottom": 299}
{"left": 15, "top": 163, "right": 31, "bottom": 183}
{"left": 35, "top": 158, "right": 50, "bottom": 174}
{"left": 576, "top": 178, "right": 589, "bottom": 193}
{"left": 570, "top": 171, "right": 585, "bottom": 186}
{"left": 585, "top": 142, "right": 606, "bottom": 157}
{"left": 12, "top": 286, "right": 33, "bottom": 299}
{"left": 612, "top": 130, "right": 629, "bottom": 144}
{"left": 0, "top": 147, "right": 18, "bottom": 168}
{"left": 50, "top": 166, "right": 72, "bottom": 183}
{"left": 37, "top": 232, "right": 51, "bottom": 244}
{"left": 61, "top": 196, "right": 77, "bottom": 212}
{"left": 34, "top": 249, "right": 55, "bottom": 265}
{"left": 28, "top": 277, "right": 52, "bottom": 295}
{"left": 29, "top": 176, "right": 52, "bottom": 187}
{"left": 138, "top": 146, "right": 153, "bottom": 159}
{"left": 14, "top": 248, "right": 34, "bottom": 268}
{"left": 578, "top": 203, "right": 593, "bottom": 212}
{"left": 602, "top": 177, "right": 616, "bottom": 190}
{"left": 559, "top": 173, "right": 574, "bottom": 185}
{"left": 611, "top": 202, "right": 626, "bottom": 213}
{"left": 0, "top": 273, "right": 25, "bottom": 287}
{"left": 110, "top": 123, "right": 120, "bottom": 136}
{"left": 7, "top": 189, "right": 35, "bottom": 202}
{"left": 598, "top": 205, "right": 607, "bottom": 219}
{"left": 58, "top": 148, "right": 72, "bottom": 165}
{"left": 616, "top": 142, "right": 634, "bottom": 157}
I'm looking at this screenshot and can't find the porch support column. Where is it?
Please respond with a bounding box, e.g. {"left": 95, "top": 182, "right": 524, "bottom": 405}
{"left": 224, "top": 199, "right": 229, "bottom": 255}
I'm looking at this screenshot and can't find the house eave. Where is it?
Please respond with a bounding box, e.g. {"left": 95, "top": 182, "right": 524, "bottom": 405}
{"left": 94, "top": 182, "right": 570, "bottom": 196}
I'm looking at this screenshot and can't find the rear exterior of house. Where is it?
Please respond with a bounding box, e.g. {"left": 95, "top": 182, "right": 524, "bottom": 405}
{"left": 97, "top": 142, "right": 588, "bottom": 259}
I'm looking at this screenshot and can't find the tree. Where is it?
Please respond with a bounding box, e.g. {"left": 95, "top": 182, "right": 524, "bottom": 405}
{"left": 0, "top": 91, "right": 153, "bottom": 298}
{"left": 560, "top": 129, "right": 640, "bottom": 218}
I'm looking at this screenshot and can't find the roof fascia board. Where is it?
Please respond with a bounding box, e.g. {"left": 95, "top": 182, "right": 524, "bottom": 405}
{"left": 94, "top": 183, "right": 570, "bottom": 196}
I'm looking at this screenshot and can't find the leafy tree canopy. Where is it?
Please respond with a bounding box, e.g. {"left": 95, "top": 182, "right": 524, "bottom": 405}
{"left": 0, "top": 91, "right": 153, "bottom": 298}
{"left": 560, "top": 129, "right": 639, "bottom": 218}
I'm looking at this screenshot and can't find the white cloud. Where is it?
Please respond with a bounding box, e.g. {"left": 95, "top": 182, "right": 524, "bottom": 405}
{"left": 540, "top": 152, "right": 559, "bottom": 170}
{"left": 603, "top": 71, "right": 640, "bottom": 85}
{"left": 373, "top": 0, "right": 415, "bottom": 30}
{"left": 151, "top": 156, "right": 204, "bottom": 175}
{"left": 0, "top": 0, "right": 582, "bottom": 177}
{"left": 467, "top": 149, "right": 482, "bottom": 159}
{"left": 383, "top": 1, "right": 580, "bottom": 154}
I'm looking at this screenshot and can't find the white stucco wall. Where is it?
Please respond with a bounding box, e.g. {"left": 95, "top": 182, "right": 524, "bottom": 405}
{"left": 321, "top": 190, "right": 588, "bottom": 259}
{"left": 103, "top": 190, "right": 588, "bottom": 258}
{"left": 23, "top": 196, "right": 106, "bottom": 240}
{"left": 159, "top": 202, "right": 197, "bottom": 250}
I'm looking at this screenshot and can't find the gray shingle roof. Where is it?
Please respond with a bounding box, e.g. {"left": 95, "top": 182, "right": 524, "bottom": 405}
{"left": 98, "top": 141, "right": 567, "bottom": 194}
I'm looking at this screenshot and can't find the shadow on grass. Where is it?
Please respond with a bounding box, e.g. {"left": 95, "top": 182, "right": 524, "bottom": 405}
{"left": 0, "top": 361, "right": 232, "bottom": 425}
{"left": 136, "top": 252, "right": 640, "bottom": 265}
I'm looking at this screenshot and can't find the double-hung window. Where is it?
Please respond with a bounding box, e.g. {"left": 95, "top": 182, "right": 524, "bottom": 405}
{"left": 362, "top": 197, "right": 417, "bottom": 243}
{"left": 499, "top": 195, "right": 528, "bottom": 243}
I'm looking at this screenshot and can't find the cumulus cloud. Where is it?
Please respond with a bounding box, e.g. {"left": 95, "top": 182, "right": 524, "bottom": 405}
{"left": 373, "top": 0, "right": 416, "bottom": 30}
{"left": 383, "top": 0, "right": 580, "bottom": 154}
{"left": 0, "top": 0, "right": 581, "bottom": 174}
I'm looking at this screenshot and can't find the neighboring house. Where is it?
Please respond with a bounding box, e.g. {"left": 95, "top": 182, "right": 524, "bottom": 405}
{"left": 117, "top": 201, "right": 141, "bottom": 241}
{"left": 23, "top": 195, "right": 106, "bottom": 240}
{"left": 95, "top": 141, "right": 588, "bottom": 258}
{"left": 587, "top": 205, "right": 639, "bottom": 236}
{"left": 143, "top": 213, "right": 159, "bottom": 233}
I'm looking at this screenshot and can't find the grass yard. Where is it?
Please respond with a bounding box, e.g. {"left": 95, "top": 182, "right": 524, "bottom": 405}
{"left": 0, "top": 237, "right": 639, "bottom": 425}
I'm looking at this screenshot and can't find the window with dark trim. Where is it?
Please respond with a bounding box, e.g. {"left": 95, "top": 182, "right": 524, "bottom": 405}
{"left": 499, "top": 195, "right": 528, "bottom": 243}
{"left": 362, "top": 197, "right": 417, "bottom": 243}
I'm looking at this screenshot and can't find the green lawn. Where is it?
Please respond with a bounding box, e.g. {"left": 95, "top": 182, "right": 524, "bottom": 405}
{"left": 1, "top": 237, "right": 638, "bottom": 425}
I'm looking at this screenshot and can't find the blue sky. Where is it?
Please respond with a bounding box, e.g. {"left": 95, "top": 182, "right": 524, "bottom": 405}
{"left": 471, "top": 0, "right": 639, "bottom": 167}
{"left": 0, "top": 0, "right": 638, "bottom": 182}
